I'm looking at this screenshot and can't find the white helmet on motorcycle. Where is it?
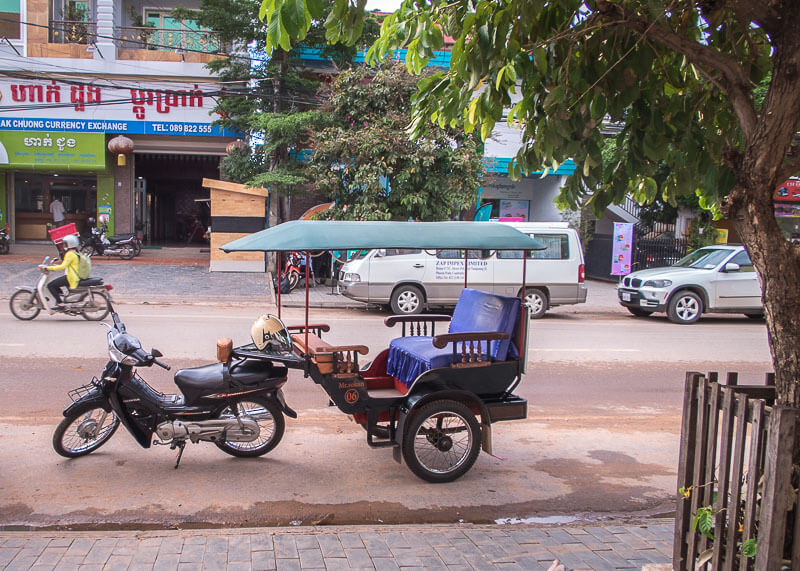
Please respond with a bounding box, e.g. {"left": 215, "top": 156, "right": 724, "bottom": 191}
{"left": 250, "top": 314, "right": 292, "bottom": 352}
{"left": 62, "top": 234, "right": 79, "bottom": 250}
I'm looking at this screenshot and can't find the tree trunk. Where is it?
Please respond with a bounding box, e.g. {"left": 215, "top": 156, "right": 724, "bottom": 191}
{"left": 733, "top": 191, "right": 800, "bottom": 407}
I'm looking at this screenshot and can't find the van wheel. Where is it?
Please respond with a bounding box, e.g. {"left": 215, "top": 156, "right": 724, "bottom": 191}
{"left": 523, "top": 288, "right": 548, "bottom": 319}
{"left": 391, "top": 285, "right": 424, "bottom": 315}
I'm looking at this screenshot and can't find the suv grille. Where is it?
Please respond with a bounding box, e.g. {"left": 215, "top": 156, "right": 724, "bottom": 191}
{"left": 631, "top": 278, "right": 642, "bottom": 288}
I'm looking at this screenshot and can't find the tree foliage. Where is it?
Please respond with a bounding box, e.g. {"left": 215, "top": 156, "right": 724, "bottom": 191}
{"left": 310, "top": 64, "right": 484, "bottom": 220}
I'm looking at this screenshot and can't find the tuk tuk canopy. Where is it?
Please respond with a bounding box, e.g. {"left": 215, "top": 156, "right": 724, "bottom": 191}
{"left": 221, "top": 220, "right": 546, "bottom": 252}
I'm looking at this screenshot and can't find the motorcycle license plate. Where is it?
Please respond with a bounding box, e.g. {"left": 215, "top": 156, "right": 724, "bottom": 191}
{"left": 621, "top": 292, "right": 631, "bottom": 302}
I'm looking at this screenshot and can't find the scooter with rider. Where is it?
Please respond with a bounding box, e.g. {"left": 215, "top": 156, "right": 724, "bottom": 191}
{"left": 9, "top": 233, "right": 114, "bottom": 321}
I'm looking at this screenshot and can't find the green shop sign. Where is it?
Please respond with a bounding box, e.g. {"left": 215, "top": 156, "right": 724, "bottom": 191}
{"left": 0, "top": 131, "right": 106, "bottom": 170}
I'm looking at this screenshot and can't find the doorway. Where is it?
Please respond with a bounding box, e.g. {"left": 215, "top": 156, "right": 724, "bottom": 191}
{"left": 133, "top": 153, "right": 220, "bottom": 244}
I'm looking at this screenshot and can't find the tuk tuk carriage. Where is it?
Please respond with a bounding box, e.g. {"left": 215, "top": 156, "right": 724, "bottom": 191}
{"left": 222, "top": 220, "right": 544, "bottom": 483}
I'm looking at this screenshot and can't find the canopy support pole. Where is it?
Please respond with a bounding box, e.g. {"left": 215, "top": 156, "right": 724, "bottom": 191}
{"left": 305, "top": 252, "right": 310, "bottom": 355}
{"left": 518, "top": 253, "right": 527, "bottom": 378}
{"left": 276, "top": 252, "right": 282, "bottom": 319}
{"left": 464, "top": 249, "right": 468, "bottom": 288}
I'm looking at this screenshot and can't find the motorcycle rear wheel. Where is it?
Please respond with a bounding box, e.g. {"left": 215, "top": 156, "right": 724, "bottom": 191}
{"left": 9, "top": 290, "right": 41, "bottom": 320}
{"left": 133, "top": 241, "right": 142, "bottom": 256}
{"left": 80, "top": 290, "right": 111, "bottom": 321}
{"left": 53, "top": 406, "right": 120, "bottom": 458}
{"left": 119, "top": 246, "right": 135, "bottom": 260}
{"left": 215, "top": 397, "right": 285, "bottom": 458}
{"left": 0, "top": 240, "right": 8, "bottom": 254}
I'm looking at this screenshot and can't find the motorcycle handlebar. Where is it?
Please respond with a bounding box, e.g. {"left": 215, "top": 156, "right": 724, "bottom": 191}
{"left": 153, "top": 358, "right": 171, "bottom": 371}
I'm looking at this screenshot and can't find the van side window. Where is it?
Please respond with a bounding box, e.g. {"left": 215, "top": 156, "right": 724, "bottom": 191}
{"left": 437, "top": 249, "right": 491, "bottom": 259}
{"left": 384, "top": 249, "right": 422, "bottom": 256}
{"left": 496, "top": 234, "right": 569, "bottom": 260}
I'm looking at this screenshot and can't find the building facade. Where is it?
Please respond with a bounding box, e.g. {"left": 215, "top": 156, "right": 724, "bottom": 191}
{"left": 0, "top": 0, "right": 236, "bottom": 244}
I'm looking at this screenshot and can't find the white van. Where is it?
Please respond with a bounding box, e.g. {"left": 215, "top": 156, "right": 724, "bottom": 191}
{"left": 338, "top": 222, "right": 587, "bottom": 317}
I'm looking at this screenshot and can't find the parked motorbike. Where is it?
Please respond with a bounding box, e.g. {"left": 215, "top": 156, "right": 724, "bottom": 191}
{"left": 81, "top": 222, "right": 138, "bottom": 260}
{"left": 53, "top": 310, "right": 295, "bottom": 468}
{"left": 0, "top": 224, "right": 9, "bottom": 254}
{"left": 100, "top": 221, "right": 142, "bottom": 256}
{"left": 9, "top": 257, "right": 113, "bottom": 321}
{"left": 278, "top": 251, "right": 304, "bottom": 293}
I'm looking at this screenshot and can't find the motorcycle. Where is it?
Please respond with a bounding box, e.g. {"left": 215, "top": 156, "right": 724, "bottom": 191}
{"left": 9, "top": 257, "right": 113, "bottom": 321}
{"left": 53, "top": 310, "right": 295, "bottom": 468}
{"left": 81, "top": 222, "right": 138, "bottom": 260}
{"left": 0, "top": 224, "right": 9, "bottom": 254}
{"left": 100, "top": 221, "right": 142, "bottom": 256}
{"left": 279, "top": 251, "right": 303, "bottom": 293}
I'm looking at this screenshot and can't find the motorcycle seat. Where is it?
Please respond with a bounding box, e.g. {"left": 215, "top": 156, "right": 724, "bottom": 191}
{"left": 107, "top": 234, "right": 135, "bottom": 243}
{"left": 77, "top": 278, "right": 104, "bottom": 287}
{"left": 175, "top": 359, "right": 283, "bottom": 402}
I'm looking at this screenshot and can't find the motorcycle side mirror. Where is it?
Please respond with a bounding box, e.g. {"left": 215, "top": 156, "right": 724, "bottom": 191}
{"left": 152, "top": 349, "right": 163, "bottom": 358}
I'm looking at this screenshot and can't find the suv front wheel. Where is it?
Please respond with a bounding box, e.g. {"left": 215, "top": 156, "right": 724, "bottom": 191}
{"left": 667, "top": 290, "right": 703, "bottom": 324}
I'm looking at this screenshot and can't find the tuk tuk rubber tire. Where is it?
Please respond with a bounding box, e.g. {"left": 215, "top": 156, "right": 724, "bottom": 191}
{"left": 390, "top": 284, "right": 424, "bottom": 315}
{"left": 401, "top": 399, "right": 481, "bottom": 483}
{"left": 9, "top": 290, "right": 42, "bottom": 320}
{"left": 53, "top": 404, "right": 120, "bottom": 458}
{"left": 80, "top": 290, "right": 111, "bottom": 321}
{"left": 214, "top": 397, "right": 285, "bottom": 458}
{"left": 667, "top": 290, "right": 703, "bottom": 324}
{"left": 523, "top": 288, "right": 548, "bottom": 319}
{"left": 627, "top": 307, "right": 654, "bottom": 317}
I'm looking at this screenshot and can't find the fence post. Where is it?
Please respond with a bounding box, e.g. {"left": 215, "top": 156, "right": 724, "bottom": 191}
{"left": 755, "top": 406, "right": 800, "bottom": 570}
{"left": 674, "top": 372, "right": 702, "bottom": 568}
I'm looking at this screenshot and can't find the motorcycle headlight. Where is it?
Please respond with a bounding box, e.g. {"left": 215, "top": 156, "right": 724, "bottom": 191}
{"left": 643, "top": 279, "right": 672, "bottom": 288}
{"left": 343, "top": 273, "right": 360, "bottom": 282}
{"left": 108, "top": 332, "right": 141, "bottom": 365}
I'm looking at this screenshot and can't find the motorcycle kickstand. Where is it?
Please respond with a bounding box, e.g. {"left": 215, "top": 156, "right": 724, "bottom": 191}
{"left": 171, "top": 440, "right": 186, "bottom": 469}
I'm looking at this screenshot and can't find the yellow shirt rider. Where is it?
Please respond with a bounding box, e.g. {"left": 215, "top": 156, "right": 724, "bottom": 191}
{"left": 45, "top": 234, "right": 81, "bottom": 307}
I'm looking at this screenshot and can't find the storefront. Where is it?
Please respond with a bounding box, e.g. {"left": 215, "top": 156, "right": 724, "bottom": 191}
{"left": 0, "top": 77, "right": 236, "bottom": 243}
{"left": 0, "top": 131, "right": 111, "bottom": 240}
{"left": 479, "top": 122, "right": 577, "bottom": 221}
{"left": 775, "top": 178, "right": 800, "bottom": 243}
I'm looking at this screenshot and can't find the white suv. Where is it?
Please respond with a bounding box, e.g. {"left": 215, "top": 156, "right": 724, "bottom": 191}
{"left": 617, "top": 245, "right": 763, "bottom": 324}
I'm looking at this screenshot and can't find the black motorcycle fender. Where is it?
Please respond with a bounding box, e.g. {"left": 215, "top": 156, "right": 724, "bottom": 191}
{"left": 63, "top": 388, "right": 111, "bottom": 417}
{"left": 275, "top": 388, "right": 297, "bottom": 419}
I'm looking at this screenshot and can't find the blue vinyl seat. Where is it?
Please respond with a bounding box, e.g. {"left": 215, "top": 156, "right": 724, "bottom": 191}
{"left": 386, "top": 288, "right": 521, "bottom": 388}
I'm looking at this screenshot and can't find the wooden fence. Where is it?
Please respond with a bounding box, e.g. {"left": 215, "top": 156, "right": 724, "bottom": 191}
{"left": 674, "top": 371, "right": 800, "bottom": 570}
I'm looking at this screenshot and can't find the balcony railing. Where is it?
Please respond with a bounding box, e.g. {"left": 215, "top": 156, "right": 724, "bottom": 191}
{"left": 115, "top": 26, "right": 221, "bottom": 53}
{"left": 50, "top": 20, "right": 97, "bottom": 44}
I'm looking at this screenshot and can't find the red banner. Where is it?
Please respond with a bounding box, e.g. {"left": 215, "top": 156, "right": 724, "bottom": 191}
{"left": 776, "top": 178, "right": 800, "bottom": 202}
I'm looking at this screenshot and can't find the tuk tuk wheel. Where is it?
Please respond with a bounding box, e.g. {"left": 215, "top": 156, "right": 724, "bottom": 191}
{"left": 402, "top": 399, "right": 481, "bottom": 483}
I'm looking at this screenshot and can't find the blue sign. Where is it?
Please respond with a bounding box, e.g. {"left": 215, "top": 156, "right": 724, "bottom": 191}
{"left": 0, "top": 117, "right": 239, "bottom": 137}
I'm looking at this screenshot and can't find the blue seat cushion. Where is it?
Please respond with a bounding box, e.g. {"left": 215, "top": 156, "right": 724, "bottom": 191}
{"left": 386, "top": 289, "right": 521, "bottom": 387}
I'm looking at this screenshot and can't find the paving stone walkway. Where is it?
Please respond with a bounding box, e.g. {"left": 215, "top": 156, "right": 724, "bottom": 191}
{"left": 0, "top": 522, "right": 673, "bottom": 570}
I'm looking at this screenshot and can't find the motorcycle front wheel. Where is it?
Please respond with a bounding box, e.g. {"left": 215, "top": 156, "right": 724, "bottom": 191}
{"left": 9, "top": 290, "right": 42, "bottom": 320}
{"left": 287, "top": 271, "right": 300, "bottom": 292}
{"left": 215, "top": 397, "right": 285, "bottom": 458}
{"left": 53, "top": 406, "right": 120, "bottom": 458}
{"left": 80, "top": 290, "right": 111, "bottom": 321}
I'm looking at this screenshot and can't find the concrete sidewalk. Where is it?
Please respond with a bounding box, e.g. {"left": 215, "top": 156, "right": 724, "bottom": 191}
{"left": 0, "top": 522, "right": 673, "bottom": 570}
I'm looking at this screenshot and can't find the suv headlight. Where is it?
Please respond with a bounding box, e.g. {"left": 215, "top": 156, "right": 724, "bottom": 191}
{"left": 343, "top": 273, "right": 360, "bottom": 282}
{"left": 643, "top": 279, "right": 672, "bottom": 288}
